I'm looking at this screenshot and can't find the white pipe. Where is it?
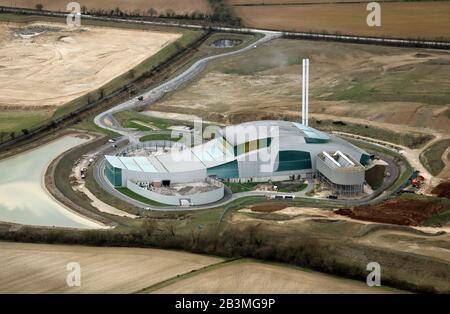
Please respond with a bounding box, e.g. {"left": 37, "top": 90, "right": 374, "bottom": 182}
{"left": 305, "top": 59, "right": 309, "bottom": 126}
{"left": 335, "top": 150, "right": 355, "bottom": 166}
{"left": 323, "top": 151, "right": 341, "bottom": 167}
{"left": 302, "top": 59, "right": 306, "bottom": 125}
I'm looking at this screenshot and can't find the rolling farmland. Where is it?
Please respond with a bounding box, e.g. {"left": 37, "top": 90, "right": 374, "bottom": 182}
{"left": 0, "top": 242, "right": 223, "bottom": 293}
{"left": 230, "top": 2, "right": 450, "bottom": 40}
{"left": 151, "top": 261, "right": 393, "bottom": 294}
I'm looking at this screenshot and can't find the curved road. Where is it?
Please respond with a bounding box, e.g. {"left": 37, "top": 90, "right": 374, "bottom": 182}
{"left": 94, "top": 31, "right": 281, "bottom": 139}
{"left": 91, "top": 30, "right": 405, "bottom": 211}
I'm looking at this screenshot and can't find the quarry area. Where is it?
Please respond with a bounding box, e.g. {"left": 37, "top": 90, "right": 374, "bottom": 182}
{"left": 147, "top": 38, "right": 450, "bottom": 133}
{"left": 0, "top": 22, "right": 180, "bottom": 108}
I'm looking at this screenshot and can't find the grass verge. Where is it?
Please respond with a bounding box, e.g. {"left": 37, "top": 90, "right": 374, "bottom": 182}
{"left": 116, "top": 187, "right": 168, "bottom": 207}
{"left": 420, "top": 139, "right": 450, "bottom": 176}
{"left": 139, "top": 134, "right": 182, "bottom": 142}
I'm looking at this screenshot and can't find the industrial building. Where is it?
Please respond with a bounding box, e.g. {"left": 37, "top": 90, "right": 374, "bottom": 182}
{"left": 104, "top": 120, "right": 371, "bottom": 204}
{"left": 103, "top": 59, "right": 372, "bottom": 205}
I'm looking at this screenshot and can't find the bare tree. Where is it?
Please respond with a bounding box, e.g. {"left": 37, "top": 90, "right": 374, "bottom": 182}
{"left": 147, "top": 8, "right": 157, "bottom": 17}
{"left": 35, "top": 4, "right": 44, "bottom": 11}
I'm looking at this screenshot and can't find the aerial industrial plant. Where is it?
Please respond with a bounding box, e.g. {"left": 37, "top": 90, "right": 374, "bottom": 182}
{"left": 102, "top": 60, "right": 376, "bottom": 206}
{"left": 0, "top": 1, "right": 449, "bottom": 297}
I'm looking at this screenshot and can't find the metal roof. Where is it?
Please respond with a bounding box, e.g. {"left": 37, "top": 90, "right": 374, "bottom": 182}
{"left": 221, "top": 120, "right": 330, "bottom": 146}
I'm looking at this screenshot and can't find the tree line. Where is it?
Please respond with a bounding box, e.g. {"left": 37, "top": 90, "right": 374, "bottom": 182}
{"left": 33, "top": 1, "right": 241, "bottom": 25}
{"left": 0, "top": 218, "right": 447, "bottom": 293}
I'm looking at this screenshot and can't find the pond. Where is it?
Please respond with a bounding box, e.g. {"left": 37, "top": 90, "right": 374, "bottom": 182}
{"left": 0, "top": 135, "right": 105, "bottom": 229}
{"left": 210, "top": 39, "right": 243, "bottom": 48}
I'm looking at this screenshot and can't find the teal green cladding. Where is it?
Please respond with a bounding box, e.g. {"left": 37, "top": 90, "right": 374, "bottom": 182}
{"left": 360, "top": 154, "right": 370, "bottom": 166}
{"left": 105, "top": 160, "right": 123, "bottom": 187}
{"left": 207, "top": 160, "right": 239, "bottom": 179}
{"left": 305, "top": 137, "right": 328, "bottom": 144}
{"left": 276, "top": 150, "right": 312, "bottom": 172}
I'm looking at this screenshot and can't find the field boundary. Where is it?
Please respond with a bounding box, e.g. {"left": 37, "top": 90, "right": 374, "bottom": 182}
{"left": 135, "top": 258, "right": 242, "bottom": 294}
{"left": 232, "top": 0, "right": 450, "bottom": 6}
{"left": 1, "top": 6, "right": 450, "bottom": 49}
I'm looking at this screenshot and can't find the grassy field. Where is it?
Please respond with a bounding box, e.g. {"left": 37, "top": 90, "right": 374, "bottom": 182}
{"left": 0, "top": 110, "right": 53, "bottom": 137}
{"left": 420, "top": 139, "right": 450, "bottom": 176}
{"left": 0, "top": 0, "right": 211, "bottom": 15}
{"left": 116, "top": 187, "right": 168, "bottom": 207}
{"left": 114, "top": 110, "right": 196, "bottom": 130}
{"left": 0, "top": 241, "right": 222, "bottom": 293}
{"left": 311, "top": 119, "right": 434, "bottom": 149}
{"left": 230, "top": 2, "right": 450, "bottom": 40}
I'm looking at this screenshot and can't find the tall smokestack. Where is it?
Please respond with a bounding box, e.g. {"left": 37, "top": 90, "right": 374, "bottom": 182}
{"left": 302, "top": 58, "right": 310, "bottom": 126}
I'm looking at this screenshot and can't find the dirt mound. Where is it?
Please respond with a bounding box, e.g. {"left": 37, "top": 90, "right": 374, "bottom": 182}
{"left": 336, "top": 198, "right": 448, "bottom": 226}
{"left": 250, "top": 203, "right": 289, "bottom": 213}
{"left": 432, "top": 182, "right": 450, "bottom": 199}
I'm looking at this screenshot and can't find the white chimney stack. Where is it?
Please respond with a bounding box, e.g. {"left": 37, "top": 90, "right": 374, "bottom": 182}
{"left": 302, "top": 58, "right": 309, "bottom": 126}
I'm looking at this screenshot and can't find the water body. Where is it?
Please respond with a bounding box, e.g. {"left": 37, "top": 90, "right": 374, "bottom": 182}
{"left": 0, "top": 135, "right": 104, "bottom": 229}
{"left": 211, "top": 39, "right": 242, "bottom": 48}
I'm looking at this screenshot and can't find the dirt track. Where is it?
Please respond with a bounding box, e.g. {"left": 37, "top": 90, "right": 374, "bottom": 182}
{"left": 0, "top": 21, "right": 180, "bottom": 108}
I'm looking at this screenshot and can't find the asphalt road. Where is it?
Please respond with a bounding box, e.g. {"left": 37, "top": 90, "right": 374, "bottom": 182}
{"left": 94, "top": 31, "right": 281, "bottom": 137}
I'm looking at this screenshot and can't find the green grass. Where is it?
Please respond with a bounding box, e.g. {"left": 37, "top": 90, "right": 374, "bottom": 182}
{"left": 0, "top": 110, "right": 53, "bottom": 140}
{"left": 311, "top": 119, "right": 433, "bottom": 149}
{"left": 139, "top": 134, "right": 182, "bottom": 142}
{"left": 72, "top": 118, "right": 121, "bottom": 139}
{"left": 224, "top": 181, "right": 308, "bottom": 193}
{"left": 116, "top": 187, "right": 168, "bottom": 207}
{"left": 321, "top": 55, "right": 450, "bottom": 106}
{"left": 398, "top": 194, "right": 450, "bottom": 227}
{"left": 420, "top": 139, "right": 450, "bottom": 176}
{"left": 114, "top": 110, "right": 197, "bottom": 130}
{"left": 224, "top": 181, "right": 261, "bottom": 193}
{"left": 424, "top": 206, "right": 450, "bottom": 227}
{"left": 126, "top": 121, "right": 153, "bottom": 132}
